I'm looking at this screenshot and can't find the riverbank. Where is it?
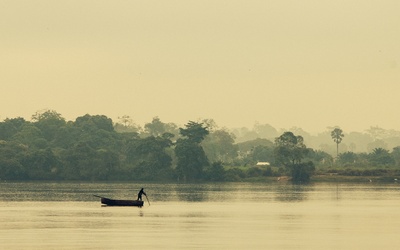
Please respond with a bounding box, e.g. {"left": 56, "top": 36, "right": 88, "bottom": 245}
{"left": 226, "top": 165, "right": 400, "bottom": 184}
{"left": 241, "top": 174, "right": 400, "bottom": 184}
{"left": 311, "top": 174, "right": 399, "bottom": 183}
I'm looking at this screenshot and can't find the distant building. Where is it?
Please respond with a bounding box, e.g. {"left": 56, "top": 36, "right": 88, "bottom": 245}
{"left": 256, "top": 161, "right": 270, "bottom": 166}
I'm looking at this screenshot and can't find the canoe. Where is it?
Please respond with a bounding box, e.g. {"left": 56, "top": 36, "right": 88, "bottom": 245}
{"left": 101, "top": 197, "right": 144, "bottom": 207}
{"left": 94, "top": 195, "right": 144, "bottom": 207}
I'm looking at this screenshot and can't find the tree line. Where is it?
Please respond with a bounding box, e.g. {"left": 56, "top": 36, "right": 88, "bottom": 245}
{"left": 233, "top": 124, "right": 400, "bottom": 155}
{"left": 1, "top": 110, "right": 400, "bottom": 182}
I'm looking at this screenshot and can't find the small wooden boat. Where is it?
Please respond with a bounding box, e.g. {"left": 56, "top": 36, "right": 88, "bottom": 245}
{"left": 94, "top": 195, "right": 144, "bottom": 207}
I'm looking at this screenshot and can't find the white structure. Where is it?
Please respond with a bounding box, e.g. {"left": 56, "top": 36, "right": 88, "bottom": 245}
{"left": 256, "top": 162, "right": 270, "bottom": 166}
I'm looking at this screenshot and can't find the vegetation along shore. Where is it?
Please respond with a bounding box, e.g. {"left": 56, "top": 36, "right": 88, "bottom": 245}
{"left": 1, "top": 110, "right": 400, "bottom": 183}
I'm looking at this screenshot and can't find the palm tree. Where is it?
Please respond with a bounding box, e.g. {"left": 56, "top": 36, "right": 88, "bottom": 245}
{"left": 331, "top": 127, "right": 344, "bottom": 158}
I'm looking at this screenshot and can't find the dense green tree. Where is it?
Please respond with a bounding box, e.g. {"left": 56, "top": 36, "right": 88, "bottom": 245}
{"left": 236, "top": 138, "right": 274, "bottom": 165}
{"left": 274, "top": 132, "right": 308, "bottom": 166}
{"left": 368, "top": 148, "right": 394, "bottom": 166}
{"left": 355, "top": 152, "right": 370, "bottom": 167}
{"left": 143, "top": 117, "right": 179, "bottom": 138}
{"left": 331, "top": 127, "right": 344, "bottom": 158}
{"left": 32, "top": 110, "right": 66, "bottom": 142}
{"left": 4, "top": 110, "right": 400, "bottom": 182}
{"left": 0, "top": 117, "right": 27, "bottom": 140}
{"left": 179, "top": 121, "right": 209, "bottom": 143}
{"left": 0, "top": 159, "right": 25, "bottom": 180}
{"left": 202, "top": 129, "right": 237, "bottom": 163}
{"left": 72, "top": 115, "right": 120, "bottom": 151}
{"left": 127, "top": 135, "right": 173, "bottom": 180}
{"left": 175, "top": 122, "right": 209, "bottom": 181}
{"left": 0, "top": 142, "right": 28, "bottom": 180}
{"left": 95, "top": 149, "right": 120, "bottom": 180}
{"left": 290, "top": 162, "right": 315, "bottom": 183}
{"left": 392, "top": 146, "right": 400, "bottom": 167}
{"left": 175, "top": 139, "right": 209, "bottom": 181}
{"left": 274, "top": 132, "right": 313, "bottom": 182}
{"left": 249, "top": 145, "right": 274, "bottom": 164}
{"left": 338, "top": 151, "right": 358, "bottom": 167}
{"left": 204, "top": 161, "right": 226, "bottom": 181}
{"left": 11, "top": 124, "right": 46, "bottom": 148}
{"left": 306, "top": 149, "right": 333, "bottom": 167}
{"left": 23, "top": 148, "right": 59, "bottom": 180}
{"left": 75, "top": 114, "right": 114, "bottom": 132}
{"left": 237, "top": 138, "right": 274, "bottom": 152}
{"left": 86, "top": 128, "right": 120, "bottom": 150}
{"left": 61, "top": 142, "right": 99, "bottom": 180}
{"left": 52, "top": 121, "right": 81, "bottom": 148}
{"left": 224, "top": 167, "right": 246, "bottom": 181}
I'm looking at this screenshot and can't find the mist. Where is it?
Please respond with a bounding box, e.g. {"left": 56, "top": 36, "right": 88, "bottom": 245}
{"left": 1, "top": 1, "right": 400, "bottom": 135}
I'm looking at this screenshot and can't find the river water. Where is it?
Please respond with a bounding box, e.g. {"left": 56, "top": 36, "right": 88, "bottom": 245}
{"left": 1, "top": 182, "right": 399, "bottom": 249}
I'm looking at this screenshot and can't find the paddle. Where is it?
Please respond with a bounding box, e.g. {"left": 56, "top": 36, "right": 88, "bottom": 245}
{"left": 145, "top": 194, "right": 151, "bottom": 206}
{"left": 93, "top": 195, "right": 105, "bottom": 199}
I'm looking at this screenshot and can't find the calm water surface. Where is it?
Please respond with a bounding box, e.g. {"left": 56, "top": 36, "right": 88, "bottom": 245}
{"left": 1, "top": 182, "right": 400, "bottom": 249}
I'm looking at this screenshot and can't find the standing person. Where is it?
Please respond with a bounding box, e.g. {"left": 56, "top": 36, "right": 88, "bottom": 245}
{"left": 137, "top": 188, "right": 147, "bottom": 201}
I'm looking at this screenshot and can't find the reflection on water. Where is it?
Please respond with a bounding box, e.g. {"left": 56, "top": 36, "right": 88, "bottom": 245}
{"left": 274, "top": 184, "right": 311, "bottom": 202}
{"left": 1, "top": 182, "right": 400, "bottom": 249}
{"left": 174, "top": 184, "right": 208, "bottom": 202}
{"left": 0, "top": 182, "right": 319, "bottom": 203}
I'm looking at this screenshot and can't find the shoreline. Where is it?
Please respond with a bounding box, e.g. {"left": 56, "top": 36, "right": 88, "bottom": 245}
{"left": 242, "top": 175, "right": 400, "bottom": 184}
{"left": 311, "top": 175, "right": 399, "bottom": 183}
{"left": 1, "top": 174, "right": 399, "bottom": 184}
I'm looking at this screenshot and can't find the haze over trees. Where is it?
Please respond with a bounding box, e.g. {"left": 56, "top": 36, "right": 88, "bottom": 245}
{"left": 1, "top": 110, "right": 400, "bottom": 182}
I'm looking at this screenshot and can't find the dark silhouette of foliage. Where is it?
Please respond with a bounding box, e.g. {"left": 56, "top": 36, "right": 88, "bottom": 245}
{"left": 175, "top": 138, "right": 209, "bottom": 181}
{"left": 368, "top": 148, "right": 394, "bottom": 166}
{"left": 274, "top": 132, "right": 307, "bottom": 166}
{"left": 289, "top": 161, "right": 315, "bottom": 183}
{"left": 179, "top": 121, "right": 209, "bottom": 143}
{"left": 128, "top": 135, "right": 173, "bottom": 180}
{"left": 32, "top": 110, "right": 66, "bottom": 141}
{"left": 204, "top": 161, "right": 226, "bottom": 181}
{"left": 175, "top": 122, "right": 209, "bottom": 181}
{"left": 0, "top": 117, "right": 26, "bottom": 140}
{"left": 331, "top": 127, "right": 344, "bottom": 158}
{"left": 338, "top": 151, "right": 359, "bottom": 166}
{"left": 1, "top": 110, "right": 400, "bottom": 182}
{"left": 274, "top": 132, "right": 314, "bottom": 183}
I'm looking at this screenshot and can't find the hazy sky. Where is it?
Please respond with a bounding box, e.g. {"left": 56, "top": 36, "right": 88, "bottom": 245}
{"left": 1, "top": 0, "right": 399, "bottom": 134}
